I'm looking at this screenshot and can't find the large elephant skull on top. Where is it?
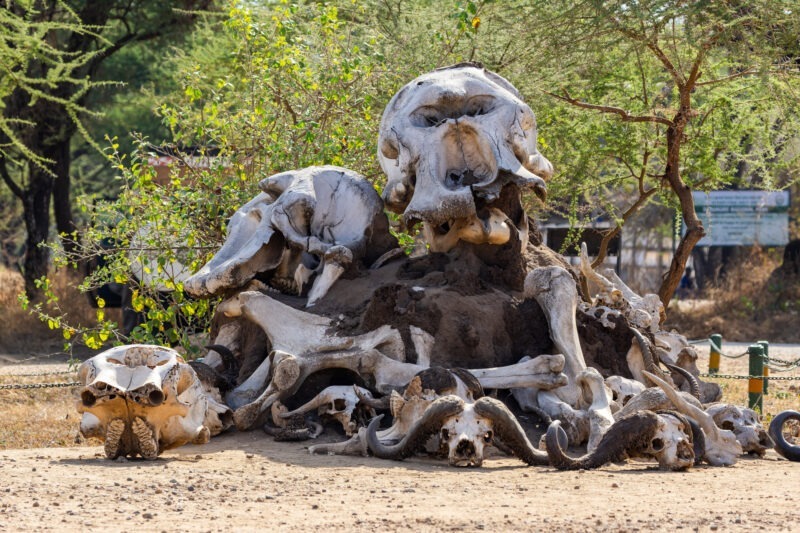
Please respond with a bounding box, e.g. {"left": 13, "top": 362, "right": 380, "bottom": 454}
{"left": 378, "top": 62, "right": 553, "bottom": 252}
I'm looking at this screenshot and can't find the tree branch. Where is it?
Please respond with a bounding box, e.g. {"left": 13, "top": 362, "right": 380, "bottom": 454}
{"left": 543, "top": 90, "right": 673, "bottom": 126}
{"left": 0, "top": 157, "right": 24, "bottom": 199}
{"left": 645, "top": 40, "right": 683, "bottom": 86}
{"left": 695, "top": 67, "right": 757, "bottom": 87}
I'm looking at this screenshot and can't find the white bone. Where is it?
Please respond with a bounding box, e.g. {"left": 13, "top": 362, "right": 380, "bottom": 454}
{"left": 605, "top": 375, "right": 646, "bottom": 406}
{"left": 577, "top": 367, "right": 614, "bottom": 453}
{"left": 76, "top": 345, "right": 232, "bottom": 459}
{"left": 378, "top": 64, "right": 549, "bottom": 249}
{"left": 643, "top": 370, "right": 742, "bottom": 466}
{"left": 185, "top": 166, "right": 392, "bottom": 304}
{"left": 706, "top": 403, "right": 772, "bottom": 455}
{"left": 409, "top": 325, "right": 435, "bottom": 368}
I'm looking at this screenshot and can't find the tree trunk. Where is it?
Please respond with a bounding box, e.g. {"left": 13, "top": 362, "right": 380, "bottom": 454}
{"left": 52, "top": 138, "right": 77, "bottom": 256}
{"left": 22, "top": 164, "right": 54, "bottom": 298}
{"left": 657, "top": 111, "right": 706, "bottom": 308}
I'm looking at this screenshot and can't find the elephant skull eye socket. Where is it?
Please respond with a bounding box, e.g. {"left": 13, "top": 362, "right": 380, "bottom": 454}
{"left": 441, "top": 428, "right": 450, "bottom": 441}
{"left": 721, "top": 421, "right": 735, "bottom": 431}
{"left": 651, "top": 438, "right": 664, "bottom": 452}
{"left": 483, "top": 431, "right": 493, "bottom": 443}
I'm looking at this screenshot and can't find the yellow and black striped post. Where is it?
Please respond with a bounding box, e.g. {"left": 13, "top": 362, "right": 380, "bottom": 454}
{"left": 709, "top": 334, "right": 722, "bottom": 374}
{"left": 758, "top": 340, "right": 769, "bottom": 395}
{"left": 748, "top": 344, "right": 765, "bottom": 412}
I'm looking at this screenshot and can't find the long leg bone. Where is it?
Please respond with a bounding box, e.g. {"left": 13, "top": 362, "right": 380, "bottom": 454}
{"left": 232, "top": 346, "right": 567, "bottom": 430}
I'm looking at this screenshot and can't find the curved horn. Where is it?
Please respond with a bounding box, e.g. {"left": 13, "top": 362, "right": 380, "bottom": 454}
{"left": 642, "top": 370, "right": 717, "bottom": 440}
{"left": 769, "top": 411, "right": 800, "bottom": 462}
{"left": 205, "top": 344, "right": 240, "bottom": 384}
{"left": 687, "top": 415, "right": 706, "bottom": 465}
{"left": 472, "top": 396, "right": 548, "bottom": 466}
{"left": 630, "top": 328, "right": 662, "bottom": 380}
{"left": 660, "top": 359, "right": 701, "bottom": 400}
{"left": 450, "top": 368, "right": 485, "bottom": 399}
{"left": 353, "top": 385, "right": 391, "bottom": 411}
{"left": 545, "top": 411, "right": 661, "bottom": 470}
{"left": 366, "top": 396, "right": 465, "bottom": 461}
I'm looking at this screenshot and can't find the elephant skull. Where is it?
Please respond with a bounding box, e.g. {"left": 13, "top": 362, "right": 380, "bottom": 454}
{"left": 378, "top": 62, "right": 552, "bottom": 252}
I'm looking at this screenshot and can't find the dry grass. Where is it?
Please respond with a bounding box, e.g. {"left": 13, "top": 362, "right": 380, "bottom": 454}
{"left": 666, "top": 248, "right": 800, "bottom": 342}
{"left": 0, "top": 373, "right": 100, "bottom": 449}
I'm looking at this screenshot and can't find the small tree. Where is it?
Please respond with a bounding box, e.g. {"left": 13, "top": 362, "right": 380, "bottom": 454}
{"left": 511, "top": 0, "right": 800, "bottom": 305}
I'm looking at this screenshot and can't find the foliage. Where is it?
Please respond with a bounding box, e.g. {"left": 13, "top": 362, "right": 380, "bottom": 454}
{"left": 21, "top": 0, "right": 800, "bottom": 349}
{"left": 37, "top": 1, "right": 404, "bottom": 351}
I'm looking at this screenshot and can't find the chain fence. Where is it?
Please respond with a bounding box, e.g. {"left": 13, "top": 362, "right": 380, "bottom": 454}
{"left": 0, "top": 355, "right": 79, "bottom": 390}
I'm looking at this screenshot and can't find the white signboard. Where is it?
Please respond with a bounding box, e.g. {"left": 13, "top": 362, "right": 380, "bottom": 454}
{"left": 691, "top": 190, "right": 790, "bottom": 246}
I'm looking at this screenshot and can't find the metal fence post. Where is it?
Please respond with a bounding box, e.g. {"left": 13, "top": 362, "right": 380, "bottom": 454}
{"left": 758, "top": 340, "right": 769, "bottom": 396}
{"left": 709, "top": 333, "right": 722, "bottom": 374}
{"left": 748, "top": 344, "right": 764, "bottom": 412}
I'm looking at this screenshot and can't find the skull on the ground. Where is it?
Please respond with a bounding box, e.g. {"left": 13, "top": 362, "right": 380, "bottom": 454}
{"left": 77, "top": 345, "right": 232, "bottom": 459}
{"left": 706, "top": 404, "right": 773, "bottom": 456}
{"left": 639, "top": 412, "right": 695, "bottom": 470}
{"left": 378, "top": 62, "right": 552, "bottom": 252}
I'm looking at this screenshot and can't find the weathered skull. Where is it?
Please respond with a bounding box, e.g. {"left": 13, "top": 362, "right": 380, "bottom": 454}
{"left": 378, "top": 63, "right": 552, "bottom": 252}
{"left": 706, "top": 404, "right": 773, "bottom": 456}
{"left": 184, "top": 165, "right": 395, "bottom": 306}
{"left": 605, "top": 375, "right": 646, "bottom": 406}
{"left": 639, "top": 412, "right": 695, "bottom": 471}
{"left": 438, "top": 403, "right": 494, "bottom": 467}
{"left": 279, "top": 385, "right": 378, "bottom": 436}
{"left": 77, "top": 345, "right": 232, "bottom": 459}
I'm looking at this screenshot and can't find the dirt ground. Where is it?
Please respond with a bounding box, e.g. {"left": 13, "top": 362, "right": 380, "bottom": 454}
{"left": 2, "top": 432, "right": 799, "bottom": 532}
{"left": 2, "top": 344, "right": 800, "bottom": 531}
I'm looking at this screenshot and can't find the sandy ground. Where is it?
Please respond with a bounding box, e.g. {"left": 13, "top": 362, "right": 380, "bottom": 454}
{"left": 1, "top": 435, "right": 799, "bottom": 532}
{"left": 1, "top": 343, "right": 800, "bottom": 531}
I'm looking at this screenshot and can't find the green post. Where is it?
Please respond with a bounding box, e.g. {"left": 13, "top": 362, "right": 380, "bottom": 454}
{"left": 709, "top": 334, "right": 722, "bottom": 374}
{"left": 748, "top": 344, "right": 764, "bottom": 412}
{"left": 758, "top": 340, "right": 769, "bottom": 395}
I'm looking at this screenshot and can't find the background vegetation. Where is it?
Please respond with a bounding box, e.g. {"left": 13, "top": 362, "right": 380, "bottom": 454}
{"left": 1, "top": 0, "right": 799, "bottom": 353}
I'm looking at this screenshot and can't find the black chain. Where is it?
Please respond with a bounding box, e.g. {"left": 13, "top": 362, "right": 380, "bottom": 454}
{"left": 700, "top": 373, "right": 800, "bottom": 381}
{"left": 0, "top": 382, "right": 80, "bottom": 390}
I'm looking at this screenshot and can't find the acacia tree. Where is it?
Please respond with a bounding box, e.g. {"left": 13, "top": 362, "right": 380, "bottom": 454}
{"left": 0, "top": 1, "right": 212, "bottom": 297}
{"left": 510, "top": 0, "right": 800, "bottom": 306}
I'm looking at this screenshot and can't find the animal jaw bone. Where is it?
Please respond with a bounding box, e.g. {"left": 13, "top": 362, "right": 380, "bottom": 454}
{"left": 378, "top": 63, "right": 551, "bottom": 252}
{"left": 184, "top": 166, "right": 395, "bottom": 306}
{"left": 643, "top": 370, "right": 742, "bottom": 466}
{"left": 76, "top": 345, "right": 232, "bottom": 459}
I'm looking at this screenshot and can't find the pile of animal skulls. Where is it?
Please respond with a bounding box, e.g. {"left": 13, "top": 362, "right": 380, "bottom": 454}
{"left": 77, "top": 63, "right": 781, "bottom": 472}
